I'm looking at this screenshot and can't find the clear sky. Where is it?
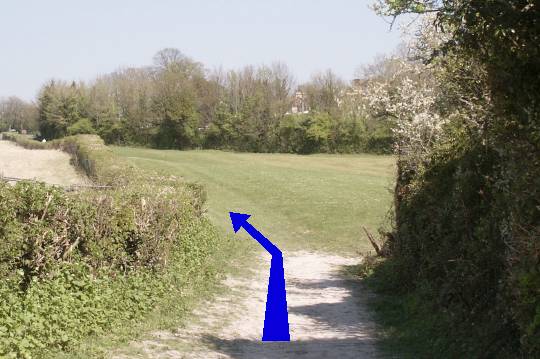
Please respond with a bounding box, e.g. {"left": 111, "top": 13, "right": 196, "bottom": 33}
{"left": 0, "top": 0, "right": 402, "bottom": 101}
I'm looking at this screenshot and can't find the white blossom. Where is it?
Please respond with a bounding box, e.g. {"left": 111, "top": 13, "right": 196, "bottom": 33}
{"left": 361, "top": 14, "right": 450, "bottom": 169}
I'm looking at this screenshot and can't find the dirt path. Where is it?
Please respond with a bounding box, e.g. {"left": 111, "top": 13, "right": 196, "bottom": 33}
{"left": 112, "top": 251, "right": 379, "bottom": 358}
{"left": 0, "top": 141, "right": 87, "bottom": 186}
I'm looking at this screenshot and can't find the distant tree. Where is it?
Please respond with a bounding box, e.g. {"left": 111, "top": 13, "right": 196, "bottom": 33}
{"left": 85, "top": 75, "right": 121, "bottom": 143}
{"left": 38, "top": 80, "right": 91, "bottom": 139}
{"left": 92, "top": 68, "right": 156, "bottom": 144}
{"left": 152, "top": 54, "right": 201, "bottom": 148}
{"left": 23, "top": 48, "right": 395, "bottom": 154}
{"left": 301, "top": 70, "right": 345, "bottom": 115}
{"left": 203, "top": 102, "right": 239, "bottom": 149}
{"left": 153, "top": 48, "right": 205, "bottom": 79}
{"left": 0, "top": 97, "right": 38, "bottom": 132}
{"left": 210, "top": 63, "right": 294, "bottom": 151}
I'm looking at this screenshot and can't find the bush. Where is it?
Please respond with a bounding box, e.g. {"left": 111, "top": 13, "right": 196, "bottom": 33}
{"left": 66, "top": 118, "right": 96, "bottom": 136}
{"left": 370, "top": 127, "right": 539, "bottom": 356}
{"left": 366, "top": 133, "right": 393, "bottom": 154}
{"left": 2, "top": 132, "right": 54, "bottom": 150}
{"left": 0, "top": 135, "right": 223, "bottom": 357}
{"left": 365, "top": 1, "right": 540, "bottom": 355}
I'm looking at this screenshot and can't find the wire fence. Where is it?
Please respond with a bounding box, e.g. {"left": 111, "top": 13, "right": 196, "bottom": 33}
{"left": 0, "top": 175, "right": 113, "bottom": 191}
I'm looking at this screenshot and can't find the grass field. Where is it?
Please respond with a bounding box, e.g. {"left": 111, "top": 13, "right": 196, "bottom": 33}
{"left": 113, "top": 148, "right": 395, "bottom": 254}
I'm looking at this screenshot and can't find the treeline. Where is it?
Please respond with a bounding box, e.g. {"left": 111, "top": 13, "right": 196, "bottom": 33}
{"left": 35, "top": 49, "right": 393, "bottom": 154}
{"left": 0, "top": 97, "right": 38, "bottom": 133}
{"left": 368, "top": 1, "right": 540, "bottom": 357}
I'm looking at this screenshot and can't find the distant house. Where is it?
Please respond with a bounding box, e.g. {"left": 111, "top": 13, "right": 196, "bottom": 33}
{"left": 288, "top": 90, "right": 309, "bottom": 115}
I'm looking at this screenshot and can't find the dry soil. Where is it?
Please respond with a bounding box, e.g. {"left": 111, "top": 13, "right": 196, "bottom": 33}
{"left": 112, "top": 251, "right": 379, "bottom": 358}
{"left": 0, "top": 141, "right": 87, "bottom": 186}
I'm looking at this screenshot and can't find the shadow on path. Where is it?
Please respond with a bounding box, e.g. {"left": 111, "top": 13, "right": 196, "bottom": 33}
{"left": 197, "top": 262, "right": 379, "bottom": 359}
{"left": 111, "top": 253, "right": 380, "bottom": 359}
{"left": 199, "top": 336, "right": 377, "bottom": 359}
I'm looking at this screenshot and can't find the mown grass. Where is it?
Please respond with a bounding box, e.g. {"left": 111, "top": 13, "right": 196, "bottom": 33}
{"left": 94, "top": 146, "right": 394, "bottom": 357}
{"left": 2, "top": 136, "right": 396, "bottom": 356}
{"left": 112, "top": 148, "right": 395, "bottom": 255}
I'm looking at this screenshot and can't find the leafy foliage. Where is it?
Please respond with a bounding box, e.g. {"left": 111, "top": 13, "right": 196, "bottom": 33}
{"left": 367, "top": 3, "right": 540, "bottom": 357}
{"left": 34, "top": 50, "right": 394, "bottom": 154}
{"left": 0, "top": 135, "right": 223, "bottom": 358}
{"left": 66, "top": 118, "right": 96, "bottom": 136}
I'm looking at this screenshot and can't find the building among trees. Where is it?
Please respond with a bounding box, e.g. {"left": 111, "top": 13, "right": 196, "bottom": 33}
{"left": 289, "top": 90, "right": 309, "bottom": 114}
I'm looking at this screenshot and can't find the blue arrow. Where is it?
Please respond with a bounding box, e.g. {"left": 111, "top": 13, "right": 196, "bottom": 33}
{"left": 229, "top": 212, "right": 291, "bottom": 342}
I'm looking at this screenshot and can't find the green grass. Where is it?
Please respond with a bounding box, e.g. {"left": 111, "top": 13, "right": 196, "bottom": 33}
{"left": 64, "top": 147, "right": 394, "bottom": 357}
{"left": 112, "top": 148, "right": 395, "bottom": 254}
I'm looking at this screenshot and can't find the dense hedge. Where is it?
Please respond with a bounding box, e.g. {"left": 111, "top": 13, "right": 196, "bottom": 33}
{"left": 1, "top": 133, "right": 54, "bottom": 150}
{"left": 371, "top": 80, "right": 539, "bottom": 357}
{"left": 202, "top": 112, "right": 393, "bottom": 154}
{"left": 364, "top": 1, "right": 540, "bottom": 357}
{"left": 0, "top": 134, "right": 222, "bottom": 358}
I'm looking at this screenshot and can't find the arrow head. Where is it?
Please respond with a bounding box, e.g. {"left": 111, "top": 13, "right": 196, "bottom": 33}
{"left": 229, "top": 212, "right": 251, "bottom": 233}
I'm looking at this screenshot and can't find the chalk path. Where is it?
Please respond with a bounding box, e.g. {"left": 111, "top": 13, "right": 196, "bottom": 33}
{"left": 112, "top": 251, "right": 379, "bottom": 358}
{"left": 0, "top": 141, "right": 87, "bottom": 186}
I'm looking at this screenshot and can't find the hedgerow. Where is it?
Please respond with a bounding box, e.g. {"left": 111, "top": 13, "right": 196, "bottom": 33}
{"left": 1, "top": 133, "right": 55, "bottom": 150}
{"left": 366, "top": 3, "right": 539, "bottom": 357}
{"left": 0, "top": 134, "right": 223, "bottom": 358}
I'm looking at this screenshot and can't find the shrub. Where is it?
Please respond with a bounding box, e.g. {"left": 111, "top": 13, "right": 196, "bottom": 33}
{"left": 366, "top": 133, "right": 393, "bottom": 154}
{"left": 371, "top": 125, "right": 539, "bottom": 356}
{"left": 0, "top": 135, "right": 223, "bottom": 358}
{"left": 364, "top": 4, "right": 540, "bottom": 355}
{"left": 66, "top": 118, "right": 96, "bottom": 136}
{"left": 1, "top": 132, "right": 54, "bottom": 150}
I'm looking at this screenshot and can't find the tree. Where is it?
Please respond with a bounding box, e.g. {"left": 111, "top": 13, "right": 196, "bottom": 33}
{"left": 209, "top": 63, "right": 294, "bottom": 152}
{"left": 371, "top": 2, "right": 540, "bottom": 356}
{"left": 38, "top": 80, "right": 91, "bottom": 139}
{"left": 301, "top": 70, "right": 345, "bottom": 115}
{"left": 152, "top": 56, "right": 200, "bottom": 148}
{"left": 22, "top": 47, "right": 395, "bottom": 154}
{"left": 96, "top": 67, "right": 156, "bottom": 144}
{"left": 0, "top": 97, "right": 38, "bottom": 132}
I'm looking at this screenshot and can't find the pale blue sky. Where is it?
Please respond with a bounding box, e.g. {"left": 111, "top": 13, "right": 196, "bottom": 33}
{"left": 0, "top": 0, "right": 402, "bottom": 101}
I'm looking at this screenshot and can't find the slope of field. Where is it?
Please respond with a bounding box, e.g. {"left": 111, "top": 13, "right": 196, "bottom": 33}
{"left": 0, "top": 140, "right": 87, "bottom": 186}
{"left": 112, "top": 148, "right": 395, "bottom": 254}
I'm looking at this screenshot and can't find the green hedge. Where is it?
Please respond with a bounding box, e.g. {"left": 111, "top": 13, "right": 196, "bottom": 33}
{"left": 0, "top": 135, "right": 223, "bottom": 358}
{"left": 1, "top": 133, "right": 54, "bottom": 150}
{"left": 2, "top": 133, "right": 135, "bottom": 185}
{"left": 371, "top": 127, "right": 540, "bottom": 357}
